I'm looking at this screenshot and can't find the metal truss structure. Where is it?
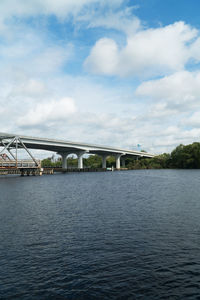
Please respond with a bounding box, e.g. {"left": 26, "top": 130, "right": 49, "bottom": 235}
{"left": 0, "top": 135, "right": 40, "bottom": 169}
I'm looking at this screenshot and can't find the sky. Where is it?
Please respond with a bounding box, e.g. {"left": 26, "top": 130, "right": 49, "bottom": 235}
{"left": 1, "top": 0, "right": 200, "bottom": 154}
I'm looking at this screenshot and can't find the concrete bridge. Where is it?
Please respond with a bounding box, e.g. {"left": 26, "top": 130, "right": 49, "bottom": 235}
{"left": 0, "top": 132, "right": 155, "bottom": 170}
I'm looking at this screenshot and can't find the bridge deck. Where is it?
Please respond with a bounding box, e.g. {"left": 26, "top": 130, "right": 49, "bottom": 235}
{"left": 0, "top": 132, "right": 155, "bottom": 158}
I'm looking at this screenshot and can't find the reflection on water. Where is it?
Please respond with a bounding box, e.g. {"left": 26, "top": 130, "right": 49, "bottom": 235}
{"left": 0, "top": 170, "right": 200, "bottom": 299}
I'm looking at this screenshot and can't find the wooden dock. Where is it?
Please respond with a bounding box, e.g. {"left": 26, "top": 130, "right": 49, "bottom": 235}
{"left": 0, "top": 159, "right": 42, "bottom": 176}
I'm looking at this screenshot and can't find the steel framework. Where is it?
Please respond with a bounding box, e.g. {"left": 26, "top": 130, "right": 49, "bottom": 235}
{"left": 0, "top": 136, "right": 40, "bottom": 169}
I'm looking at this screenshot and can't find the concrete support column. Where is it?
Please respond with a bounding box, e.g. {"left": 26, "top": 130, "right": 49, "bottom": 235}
{"left": 77, "top": 151, "right": 85, "bottom": 169}
{"left": 122, "top": 157, "right": 126, "bottom": 168}
{"left": 102, "top": 155, "right": 107, "bottom": 169}
{"left": 61, "top": 153, "right": 68, "bottom": 169}
{"left": 115, "top": 154, "right": 121, "bottom": 169}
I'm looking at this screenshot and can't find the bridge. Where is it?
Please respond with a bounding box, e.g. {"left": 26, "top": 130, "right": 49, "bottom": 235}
{"left": 0, "top": 132, "right": 155, "bottom": 171}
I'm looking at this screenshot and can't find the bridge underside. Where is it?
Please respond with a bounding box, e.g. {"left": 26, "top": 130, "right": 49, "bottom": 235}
{"left": 0, "top": 133, "right": 155, "bottom": 170}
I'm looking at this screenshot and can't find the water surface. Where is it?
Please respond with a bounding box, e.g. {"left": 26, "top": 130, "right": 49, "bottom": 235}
{"left": 0, "top": 170, "right": 200, "bottom": 299}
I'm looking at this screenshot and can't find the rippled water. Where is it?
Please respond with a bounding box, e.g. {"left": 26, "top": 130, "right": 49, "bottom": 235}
{"left": 1, "top": 170, "right": 200, "bottom": 299}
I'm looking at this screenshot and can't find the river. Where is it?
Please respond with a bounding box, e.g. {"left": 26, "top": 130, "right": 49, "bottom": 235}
{"left": 0, "top": 170, "right": 200, "bottom": 299}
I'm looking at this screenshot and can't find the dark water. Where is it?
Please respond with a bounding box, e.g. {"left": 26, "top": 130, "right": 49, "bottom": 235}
{"left": 1, "top": 170, "right": 200, "bottom": 300}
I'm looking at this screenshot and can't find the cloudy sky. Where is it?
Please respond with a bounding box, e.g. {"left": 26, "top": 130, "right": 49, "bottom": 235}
{"left": 1, "top": 0, "right": 200, "bottom": 154}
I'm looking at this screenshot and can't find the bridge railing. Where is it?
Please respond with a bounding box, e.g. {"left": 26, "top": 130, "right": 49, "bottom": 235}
{"left": 0, "top": 159, "right": 41, "bottom": 169}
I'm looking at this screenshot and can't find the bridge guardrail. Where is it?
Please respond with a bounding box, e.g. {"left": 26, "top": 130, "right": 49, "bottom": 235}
{"left": 0, "top": 159, "right": 41, "bottom": 169}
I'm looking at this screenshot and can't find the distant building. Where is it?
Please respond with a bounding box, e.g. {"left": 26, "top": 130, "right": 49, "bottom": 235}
{"left": 51, "top": 154, "right": 56, "bottom": 163}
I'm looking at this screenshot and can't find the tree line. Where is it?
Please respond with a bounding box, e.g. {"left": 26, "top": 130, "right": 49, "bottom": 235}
{"left": 41, "top": 142, "right": 200, "bottom": 169}
{"left": 127, "top": 142, "right": 200, "bottom": 169}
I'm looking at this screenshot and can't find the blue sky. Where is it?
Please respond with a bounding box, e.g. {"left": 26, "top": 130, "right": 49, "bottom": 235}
{"left": 132, "top": 0, "right": 200, "bottom": 28}
{"left": 1, "top": 0, "right": 200, "bottom": 154}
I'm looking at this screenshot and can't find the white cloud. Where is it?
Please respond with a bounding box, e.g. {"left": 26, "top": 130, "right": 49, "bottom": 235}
{"left": 184, "top": 112, "right": 200, "bottom": 127}
{"left": 85, "top": 22, "right": 198, "bottom": 77}
{"left": 0, "top": 0, "right": 126, "bottom": 29}
{"left": 0, "top": 0, "right": 97, "bottom": 19}
{"left": 12, "top": 79, "right": 47, "bottom": 97}
{"left": 30, "top": 45, "right": 73, "bottom": 74}
{"left": 18, "top": 97, "right": 77, "bottom": 127}
{"left": 0, "top": 0, "right": 126, "bottom": 39}
{"left": 0, "top": 68, "right": 198, "bottom": 154}
{"left": 136, "top": 70, "right": 200, "bottom": 109}
{"left": 0, "top": 1, "right": 200, "bottom": 155}
{"left": 0, "top": 33, "right": 73, "bottom": 76}
{"left": 84, "top": 38, "right": 119, "bottom": 75}
{"left": 78, "top": 6, "right": 141, "bottom": 35}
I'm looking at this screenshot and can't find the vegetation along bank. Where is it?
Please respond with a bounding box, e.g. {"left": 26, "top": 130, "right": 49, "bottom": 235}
{"left": 41, "top": 142, "right": 200, "bottom": 170}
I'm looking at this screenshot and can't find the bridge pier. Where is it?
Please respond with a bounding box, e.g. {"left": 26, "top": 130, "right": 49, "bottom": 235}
{"left": 60, "top": 153, "right": 68, "bottom": 169}
{"left": 102, "top": 155, "right": 107, "bottom": 169}
{"left": 122, "top": 157, "right": 126, "bottom": 168}
{"left": 59, "top": 151, "right": 86, "bottom": 169}
{"left": 77, "top": 151, "right": 85, "bottom": 169}
{"left": 115, "top": 154, "right": 122, "bottom": 169}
